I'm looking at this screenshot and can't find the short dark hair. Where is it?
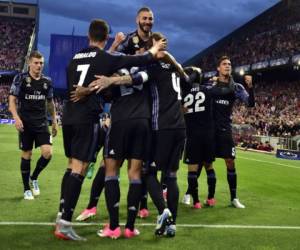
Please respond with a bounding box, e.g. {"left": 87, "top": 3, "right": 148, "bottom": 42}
{"left": 29, "top": 50, "right": 43, "bottom": 60}
{"left": 89, "top": 19, "right": 109, "bottom": 42}
{"left": 137, "top": 6, "right": 152, "bottom": 15}
{"left": 217, "top": 55, "right": 231, "bottom": 66}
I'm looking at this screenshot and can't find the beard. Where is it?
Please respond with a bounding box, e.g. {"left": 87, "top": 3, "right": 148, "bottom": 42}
{"left": 138, "top": 21, "right": 152, "bottom": 34}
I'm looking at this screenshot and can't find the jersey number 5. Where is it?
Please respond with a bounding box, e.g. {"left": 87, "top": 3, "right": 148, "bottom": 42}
{"left": 76, "top": 64, "right": 90, "bottom": 86}
{"left": 183, "top": 92, "right": 205, "bottom": 113}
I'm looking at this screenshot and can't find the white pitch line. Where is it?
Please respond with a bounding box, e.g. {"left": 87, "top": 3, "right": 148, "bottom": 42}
{"left": 238, "top": 156, "right": 300, "bottom": 170}
{"left": 0, "top": 221, "right": 300, "bottom": 230}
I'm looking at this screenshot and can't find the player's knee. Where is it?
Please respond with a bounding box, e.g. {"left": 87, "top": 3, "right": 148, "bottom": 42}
{"left": 22, "top": 150, "right": 32, "bottom": 160}
{"left": 105, "top": 166, "right": 118, "bottom": 177}
{"left": 188, "top": 164, "right": 198, "bottom": 172}
{"left": 225, "top": 158, "right": 235, "bottom": 170}
{"left": 41, "top": 147, "right": 52, "bottom": 159}
{"left": 204, "top": 162, "right": 213, "bottom": 170}
{"left": 42, "top": 151, "right": 52, "bottom": 159}
{"left": 128, "top": 168, "right": 141, "bottom": 180}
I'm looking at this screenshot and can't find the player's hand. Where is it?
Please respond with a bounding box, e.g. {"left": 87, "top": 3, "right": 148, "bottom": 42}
{"left": 89, "top": 75, "right": 113, "bottom": 93}
{"left": 114, "top": 32, "right": 126, "bottom": 45}
{"left": 210, "top": 76, "right": 218, "bottom": 84}
{"left": 70, "top": 85, "right": 90, "bottom": 102}
{"left": 52, "top": 122, "right": 58, "bottom": 137}
{"left": 148, "top": 38, "right": 167, "bottom": 56}
{"left": 244, "top": 75, "right": 253, "bottom": 88}
{"left": 103, "top": 116, "right": 111, "bottom": 129}
{"left": 14, "top": 117, "right": 24, "bottom": 132}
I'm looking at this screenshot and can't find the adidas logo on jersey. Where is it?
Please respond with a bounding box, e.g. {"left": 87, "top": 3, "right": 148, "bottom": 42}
{"left": 160, "top": 62, "right": 171, "bottom": 69}
{"left": 150, "top": 162, "right": 156, "bottom": 167}
{"left": 109, "top": 149, "right": 115, "bottom": 155}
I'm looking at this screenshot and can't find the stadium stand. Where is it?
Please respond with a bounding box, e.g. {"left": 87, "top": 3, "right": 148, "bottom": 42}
{"left": 184, "top": 0, "right": 300, "bottom": 151}
{"left": 185, "top": 0, "right": 300, "bottom": 72}
{"left": 0, "top": 17, "right": 35, "bottom": 71}
{"left": 233, "top": 80, "right": 300, "bottom": 137}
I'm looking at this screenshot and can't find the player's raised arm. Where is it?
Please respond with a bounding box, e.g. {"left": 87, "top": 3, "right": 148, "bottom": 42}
{"left": 107, "top": 37, "right": 166, "bottom": 71}
{"left": 234, "top": 75, "right": 255, "bottom": 107}
{"left": 108, "top": 32, "right": 126, "bottom": 53}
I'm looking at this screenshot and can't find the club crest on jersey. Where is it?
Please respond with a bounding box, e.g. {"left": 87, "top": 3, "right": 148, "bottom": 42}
{"left": 43, "top": 82, "right": 48, "bottom": 90}
{"left": 132, "top": 36, "right": 139, "bottom": 44}
{"left": 25, "top": 77, "right": 31, "bottom": 87}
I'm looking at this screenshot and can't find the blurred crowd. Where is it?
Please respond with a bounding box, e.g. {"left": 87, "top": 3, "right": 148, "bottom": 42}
{"left": 0, "top": 17, "right": 35, "bottom": 71}
{"left": 0, "top": 83, "right": 10, "bottom": 119}
{"left": 240, "top": 139, "right": 274, "bottom": 152}
{"left": 233, "top": 80, "right": 300, "bottom": 137}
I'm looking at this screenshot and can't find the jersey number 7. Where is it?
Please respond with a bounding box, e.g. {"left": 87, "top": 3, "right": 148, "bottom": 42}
{"left": 76, "top": 64, "right": 90, "bottom": 86}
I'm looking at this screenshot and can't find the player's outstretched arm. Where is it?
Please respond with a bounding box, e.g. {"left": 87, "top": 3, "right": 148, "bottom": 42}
{"left": 89, "top": 67, "right": 149, "bottom": 93}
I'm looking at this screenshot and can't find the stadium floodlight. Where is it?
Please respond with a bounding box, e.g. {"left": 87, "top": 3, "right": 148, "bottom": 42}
{"left": 239, "top": 69, "right": 245, "bottom": 76}
{"left": 298, "top": 60, "right": 300, "bottom": 66}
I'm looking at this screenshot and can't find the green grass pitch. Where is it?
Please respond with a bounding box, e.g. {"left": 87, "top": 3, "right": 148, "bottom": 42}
{"left": 0, "top": 124, "right": 300, "bottom": 249}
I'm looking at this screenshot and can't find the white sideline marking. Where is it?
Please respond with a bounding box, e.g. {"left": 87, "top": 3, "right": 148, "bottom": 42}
{"left": 238, "top": 156, "right": 300, "bottom": 170}
{"left": 0, "top": 221, "right": 300, "bottom": 230}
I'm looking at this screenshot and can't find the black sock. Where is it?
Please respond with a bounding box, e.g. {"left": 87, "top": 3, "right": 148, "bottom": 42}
{"left": 61, "top": 172, "right": 84, "bottom": 222}
{"left": 104, "top": 177, "right": 120, "bottom": 230}
{"left": 87, "top": 165, "right": 105, "bottom": 209}
{"left": 126, "top": 179, "right": 142, "bottom": 230}
{"left": 185, "top": 173, "right": 191, "bottom": 195}
{"left": 166, "top": 173, "right": 179, "bottom": 223}
{"left": 59, "top": 168, "right": 71, "bottom": 213}
{"left": 206, "top": 169, "right": 216, "bottom": 199}
{"left": 20, "top": 158, "right": 31, "bottom": 191}
{"left": 139, "top": 175, "right": 148, "bottom": 210}
{"left": 227, "top": 168, "right": 237, "bottom": 201}
{"left": 187, "top": 171, "right": 199, "bottom": 204}
{"left": 31, "top": 156, "right": 51, "bottom": 180}
{"left": 197, "top": 164, "right": 203, "bottom": 178}
{"left": 161, "top": 172, "right": 167, "bottom": 190}
{"left": 146, "top": 173, "right": 166, "bottom": 214}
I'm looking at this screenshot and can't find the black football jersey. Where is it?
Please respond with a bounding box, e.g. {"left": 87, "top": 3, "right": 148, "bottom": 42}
{"left": 62, "top": 46, "right": 154, "bottom": 125}
{"left": 109, "top": 67, "right": 151, "bottom": 123}
{"left": 117, "top": 30, "right": 149, "bottom": 55}
{"left": 9, "top": 72, "right": 53, "bottom": 128}
{"left": 211, "top": 79, "right": 254, "bottom": 132}
{"left": 182, "top": 83, "right": 214, "bottom": 133}
{"left": 147, "top": 62, "right": 185, "bottom": 130}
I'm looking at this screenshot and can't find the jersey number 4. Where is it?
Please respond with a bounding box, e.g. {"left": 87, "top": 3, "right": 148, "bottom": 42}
{"left": 172, "top": 73, "right": 181, "bottom": 100}
{"left": 76, "top": 64, "right": 90, "bottom": 86}
{"left": 183, "top": 92, "right": 206, "bottom": 113}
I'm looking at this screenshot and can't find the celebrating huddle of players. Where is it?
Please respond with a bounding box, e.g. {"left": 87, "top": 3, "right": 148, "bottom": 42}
{"left": 8, "top": 6, "right": 254, "bottom": 241}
